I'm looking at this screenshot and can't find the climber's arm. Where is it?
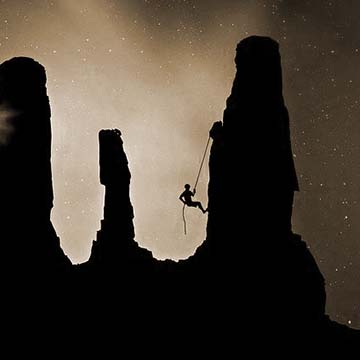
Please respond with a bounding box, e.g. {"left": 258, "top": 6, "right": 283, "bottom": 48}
{"left": 179, "top": 192, "right": 186, "bottom": 204}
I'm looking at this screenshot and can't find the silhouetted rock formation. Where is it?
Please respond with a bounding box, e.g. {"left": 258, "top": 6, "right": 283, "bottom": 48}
{"left": 77, "top": 129, "right": 172, "bottom": 319}
{"left": 204, "top": 36, "right": 358, "bottom": 341}
{"left": 0, "top": 57, "right": 71, "bottom": 276}
{"left": 223, "top": 36, "right": 298, "bottom": 235}
{"left": 0, "top": 41, "right": 359, "bottom": 345}
{"left": 81, "top": 37, "right": 358, "bottom": 342}
{"left": 88, "top": 129, "right": 154, "bottom": 270}
{"left": 208, "top": 36, "right": 311, "bottom": 315}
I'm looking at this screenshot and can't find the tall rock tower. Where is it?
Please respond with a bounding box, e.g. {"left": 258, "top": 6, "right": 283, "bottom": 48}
{"left": 0, "top": 57, "right": 70, "bottom": 274}
{"left": 206, "top": 36, "right": 327, "bottom": 333}
{"left": 88, "top": 129, "right": 153, "bottom": 271}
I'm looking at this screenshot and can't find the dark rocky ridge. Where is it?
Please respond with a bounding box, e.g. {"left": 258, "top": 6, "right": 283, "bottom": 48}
{"left": 0, "top": 38, "right": 358, "bottom": 345}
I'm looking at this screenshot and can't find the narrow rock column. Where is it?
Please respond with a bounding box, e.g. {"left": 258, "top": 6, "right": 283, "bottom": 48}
{"left": 0, "top": 57, "right": 71, "bottom": 272}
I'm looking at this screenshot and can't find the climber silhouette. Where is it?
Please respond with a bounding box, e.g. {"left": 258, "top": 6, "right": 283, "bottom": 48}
{"left": 179, "top": 184, "right": 207, "bottom": 213}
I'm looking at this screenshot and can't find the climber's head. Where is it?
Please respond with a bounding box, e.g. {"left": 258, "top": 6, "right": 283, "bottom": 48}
{"left": 184, "top": 184, "right": 191, "bottom": 190}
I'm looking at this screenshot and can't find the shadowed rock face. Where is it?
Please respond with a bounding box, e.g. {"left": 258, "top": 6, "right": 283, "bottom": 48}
{"left": 221, "top": 37, "right": 298, "bottom": 243}
{"left": 203, "top": 36, "right": 323, "bottom": 330}
{"left": 88, "top": 129, "right": 149, "bottom": 265}
{"left": 204, "top": 36, "right": 358, "bottom": 339}
{"left": 82, "top": 37, "right": 358, "bottom": 341}
{"left": 0, "top": 57, "right": 53, "bottom": 216}
{"left": 0, "top": 41, "right": 358, "bottom": 343}
{"left": 233, "top": 36, "right": 283, "bottom": 100}
{"left": 0, "top": 57, "right": 71, "bottom": 273}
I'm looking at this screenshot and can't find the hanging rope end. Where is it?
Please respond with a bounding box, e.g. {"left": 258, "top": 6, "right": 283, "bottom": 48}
{"left": 182, "top": 204, "right": 187, "bottom": 235}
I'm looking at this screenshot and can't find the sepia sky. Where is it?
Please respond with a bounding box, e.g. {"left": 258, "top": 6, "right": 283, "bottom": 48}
{"left": 0, "top": 0, "right": 359, "bottom": 328}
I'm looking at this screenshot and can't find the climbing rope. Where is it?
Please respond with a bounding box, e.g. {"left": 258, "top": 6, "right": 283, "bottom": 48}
{"left": 182, "top": 204, "right": 187, "bottom": 235}
{"left": 182, "top": 136, "right": 211, "bottom": 235}
{"left": 193, "top": 136, "right": 211, "bottom": 192}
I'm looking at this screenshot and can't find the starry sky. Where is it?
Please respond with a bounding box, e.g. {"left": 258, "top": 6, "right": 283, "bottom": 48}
{"left": 0, "top": 0, "right": 359, "bottom": 328}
